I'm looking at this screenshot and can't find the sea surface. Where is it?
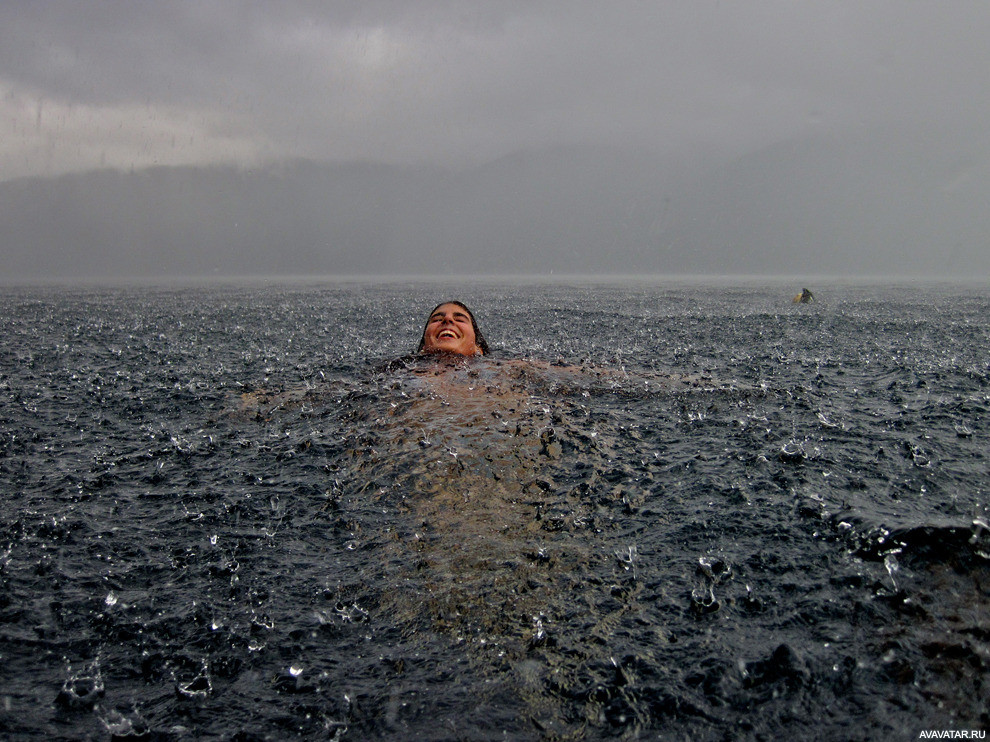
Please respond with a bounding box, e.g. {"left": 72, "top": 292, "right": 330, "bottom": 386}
{"left": 0, "top": 279, "right": 987, "bottom": 740}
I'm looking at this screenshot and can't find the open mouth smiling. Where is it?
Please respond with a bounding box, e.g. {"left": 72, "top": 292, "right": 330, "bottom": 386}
{"left": 420, "top": 302, "right": 483, "bottom": 356}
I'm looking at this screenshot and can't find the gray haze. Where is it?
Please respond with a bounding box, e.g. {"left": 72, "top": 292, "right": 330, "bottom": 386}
{"left": 2, "top": 1, "right": 989, "bottom": 280}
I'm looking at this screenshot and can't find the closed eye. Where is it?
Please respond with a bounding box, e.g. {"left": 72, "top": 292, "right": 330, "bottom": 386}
{"left": 430, "top": 312, "right": 470, "bottom": 324}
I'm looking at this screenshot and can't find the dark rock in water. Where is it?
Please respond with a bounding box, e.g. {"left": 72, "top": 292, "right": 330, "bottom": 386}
{"left": 887, "top": 524, "right": 986, "bottom": 567}
{"left": 838, "top": 513, "right": 987, "bottom": 568}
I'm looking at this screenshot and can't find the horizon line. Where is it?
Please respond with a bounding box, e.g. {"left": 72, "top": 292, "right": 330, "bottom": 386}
{"left": 2, "top": 272, "right": 987, "bottom": 289}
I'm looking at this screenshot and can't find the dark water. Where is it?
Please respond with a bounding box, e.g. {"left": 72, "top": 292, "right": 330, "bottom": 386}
{"left": 1, "top": 280, "right": 987, "bottom": 740}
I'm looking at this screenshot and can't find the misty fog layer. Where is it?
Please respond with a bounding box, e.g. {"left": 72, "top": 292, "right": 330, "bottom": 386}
{"left": 2, "top": 130, "right": 988, "bottom": 280}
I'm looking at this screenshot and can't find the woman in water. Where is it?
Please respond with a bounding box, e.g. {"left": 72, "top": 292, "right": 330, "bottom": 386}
{"left": 417, "top": 301, "right": 490, "bottom": 356}
{"left": 236, "top": 301, "right": 489, "bottom": 416}
{"left": 236, "top": 299, "right": 730, "bottom": 417}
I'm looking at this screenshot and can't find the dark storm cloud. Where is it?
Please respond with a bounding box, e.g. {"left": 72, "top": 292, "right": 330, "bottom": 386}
{"left": 3, "top": 1, "right": 989, "bottom": 175}
{"left": 2, "top": 2, "right": 989, "bottom": 279}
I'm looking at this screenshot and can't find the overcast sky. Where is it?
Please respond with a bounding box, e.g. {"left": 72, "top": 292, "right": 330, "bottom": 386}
{"left": 3, "top": 1, "right": 989, "bottom": 182}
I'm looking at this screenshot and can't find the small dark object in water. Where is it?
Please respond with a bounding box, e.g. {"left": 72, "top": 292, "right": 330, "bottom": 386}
{"left": 743, "top": 643, "right": 811, "bottom": 689}
{"left": 793, "top": 288, "right": 815, "bottom": 303}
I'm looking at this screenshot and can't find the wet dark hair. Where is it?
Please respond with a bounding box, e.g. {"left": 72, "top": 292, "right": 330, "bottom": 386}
{"left": 417, "top": 300, "right": 490, "bottom": 355}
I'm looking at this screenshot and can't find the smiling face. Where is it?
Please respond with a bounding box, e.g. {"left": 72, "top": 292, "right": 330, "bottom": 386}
{"left": 420, "top": 302, "right": 482, "bottom": 356}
